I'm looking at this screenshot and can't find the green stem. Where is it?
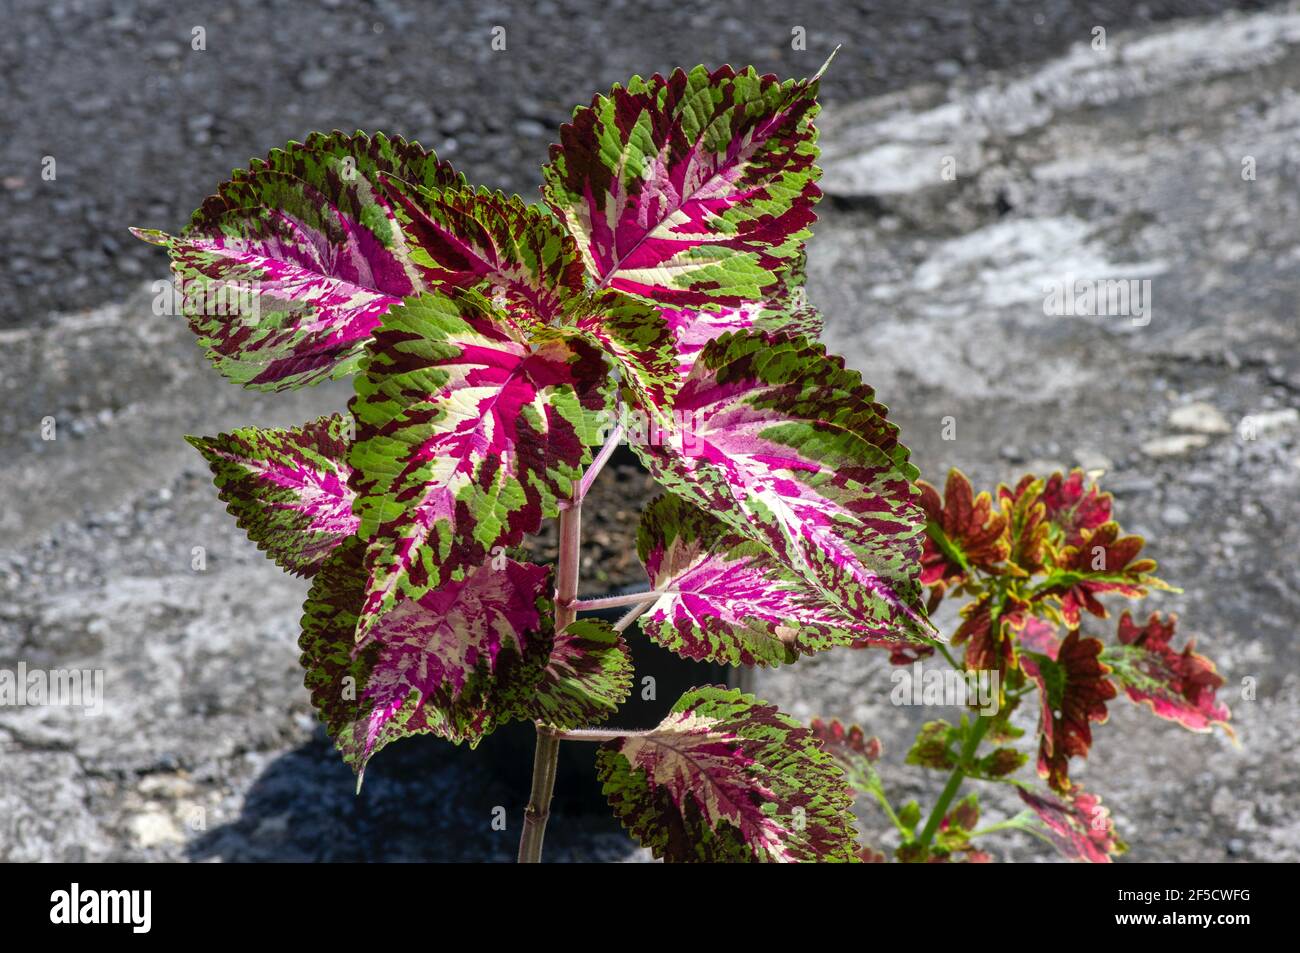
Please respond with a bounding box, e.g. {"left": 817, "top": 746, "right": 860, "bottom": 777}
{"left": 934, "top": 641, "right": 961, "bottom": 670}
{"left": 869, "top": 784, "right": 908, "bottom": 835}
{"left": 968, "top": 817, "right": 1029, "bottom": 839}
{"left": 915, "top": 715, "right": 991, "bottom": 851}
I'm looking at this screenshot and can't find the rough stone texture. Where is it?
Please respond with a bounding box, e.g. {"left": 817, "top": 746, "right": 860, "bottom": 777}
{"left": 2, "top": 2, "right": 1297, "bottom": 862}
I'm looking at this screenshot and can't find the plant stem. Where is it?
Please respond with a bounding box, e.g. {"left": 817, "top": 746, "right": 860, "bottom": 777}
{"left": 868, "top": 784, "right": 909, "bottom": 836}
{"left": 968, "top": 817, "right": 1031, "bottom": 839}
{"left": 613, "top": 599, "right": 655, "bottom": 633}
{"left": 517, "top": 502, "right": 583, "bottom": 863}
{"left": 575, "top": 424, "right": 624, "bottom": 502}
{"left": 557, "top": 727, "right": 652, "bottom": 743}
{"left": 571, "top": 590, "right": 665, "bottom": 611}
{"left": 915, "top": 714, "right": 991, "bottom": 851}
{"left": 517, "top": 725, "right": 562, "bottom": 863}
{"left": 555, "top": 505, "right": 581, "bottom": 630}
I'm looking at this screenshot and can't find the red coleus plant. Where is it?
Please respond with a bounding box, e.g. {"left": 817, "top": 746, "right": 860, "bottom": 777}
{"left": 814, "top": 467, "right": 1233, "bottom": 863}
{"left": 133, "top": 60, "right": 1231, "bottom": 863}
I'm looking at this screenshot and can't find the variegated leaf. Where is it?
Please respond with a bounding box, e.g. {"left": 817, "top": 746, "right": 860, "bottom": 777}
{"left": 657, "top": 298, "right": 823, "bottom": 380}
{"left": 1016, "top": 786, "right": 1125, "bottom": 863}
{"left": 379, "top": 183, "right": 584, "bottom": 323}
{"left": 559, "top": 289, "right": 679, "bottom": 412}
{"left": 542, "top": 64, "right": 822, "bottom": 306}
{"left": 596, "top": 686, "right": 858, "bottom": 862}
{"left": 636, "top": 495, "right": 915, "bottom": 666}
{"left": 1107, "top": 611, "right": 1233, "bottom": 736}
{"left": 632, "top": 331, "right": 932, "bottom": 642}
{"left": 186, "top": 414, "right": 356, "bottom": 576}
{"left": 299, "top": 539, "right": 551, "bottom": 781}
{"left": 348, "top": 289, "right": 607, "bottom": 640}
{"left": 1022, "top": 631, "right": 1116, "bottom": 793}
{"left": 654, "top": 251, "right": 822, "bottom": 379}
{"left": 132, "top": 131, "right": 462, "bottom": 390}
{"left": 509, "top": 619, "right": 633, "bottom": 729}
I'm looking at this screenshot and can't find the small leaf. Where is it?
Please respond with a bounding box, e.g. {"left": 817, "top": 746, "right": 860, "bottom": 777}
{"left": 905, "top": 720, "right": 958, "bottom": 771}
{"left": 512, "top": 619, "right": 633, "bottom": 729}
{"left": 997, "top": 475, "right": 1050, "bottom": 575}
{"left": 973, "top": 746, "right": 1029, "bottom": 779}
{"left": 1016, "top": 786, "right": 1126, "bottom": 863}
{"left": 896, "top": 800, "right": 922, "bottom": 833}
{"left": 918, "top": 468, "right": 1009, "bottom": 597}
{"left": 1040, "top": 469, "right": 1113, "bottom": 547}
{"left": 946, "top": 793, "right": 981, "bottom": 835}
{"left": 186, "top": 414, "right": 356, "bottom": 576}
{"left": 952, "top": 594, "right": 1027, "bottom": 676}
{"left": 1022, "top": 631, "right": 1117, "bottom": 793}
{"left": 809, "top": 717, "right": 881, "bottom": 793}
{"left": 1038, "top": 522, "right": 1170, "bottom": 626}
{"left": 1106, "top": 611, "right": 1232, "bottom": 737}
{"left": 596, "top": 686, "right": 858, "bottom": 862}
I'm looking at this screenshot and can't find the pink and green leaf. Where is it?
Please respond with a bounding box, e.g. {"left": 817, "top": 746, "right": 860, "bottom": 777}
{"left": 298, "top": 539, "right": 551, "bottom": 781}
{"left": 348, "top": 289, "right": 607, "bottom": 640}
{"left": 378, "top": 183, "right": 585, "bottom": 323}
{"left": 656, "top": 297, "right": 823, "bottom": 380}
{"left": 542, "top": 64, "right": 822, "bottom": 307}
{"left": 186, "top": 414, "right": 356, "bottom": 576}
{"left": 510, "top": 619, "right": 633, "bottom": 729}
{"left": 636, "top": 495, "right": 917, "bottom": 666}
{"left": 633, "top": 331, "right": 932, "bottom": 645}
{"left": 596, "top": 686, "right": 858, "bottom": 862}
{"left": 132, "top": 131, "right": 463, "bottom": 390}
{"left": 559, "top": 289, "right": 679, "bottom": 413}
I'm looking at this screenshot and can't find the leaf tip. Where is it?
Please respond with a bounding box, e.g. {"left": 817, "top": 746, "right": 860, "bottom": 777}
{"left": 128, "top": 226, "right": 170, "bottom": 246}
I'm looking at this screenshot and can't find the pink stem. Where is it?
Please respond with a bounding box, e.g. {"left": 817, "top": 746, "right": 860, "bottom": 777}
{"left": 571, "top": 590, "right": 665, "bottom": 611}
{"left": 556, "top": 728, "right": 653, "bottom": 743}
{"left": 575, "top": 424, "right": 624, "bottom": 502}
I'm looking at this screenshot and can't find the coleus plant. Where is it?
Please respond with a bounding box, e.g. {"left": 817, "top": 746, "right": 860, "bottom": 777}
{"left": 131, "top": 60, "right": 1230, "bottom": 863}
{"left": 812, "top": 468, "right": 1234, "bottom": 862}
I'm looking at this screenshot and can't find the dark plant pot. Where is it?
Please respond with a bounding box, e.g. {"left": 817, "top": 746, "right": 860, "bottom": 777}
{"left": 484, "top": 597, "right": 732, "bottom": 815}
{"left": 482, "top": 441, "right": 733, "bottom": 815}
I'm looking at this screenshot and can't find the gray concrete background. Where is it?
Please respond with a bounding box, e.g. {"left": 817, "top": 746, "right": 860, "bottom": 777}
{"left": 1, "top": 0, "right": 1296, "bottom": 861}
